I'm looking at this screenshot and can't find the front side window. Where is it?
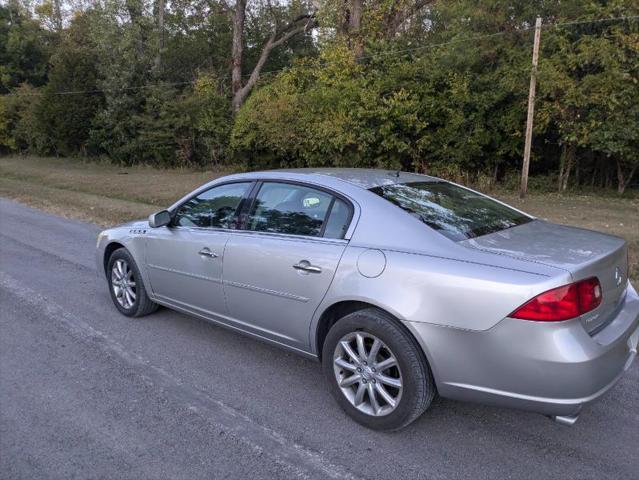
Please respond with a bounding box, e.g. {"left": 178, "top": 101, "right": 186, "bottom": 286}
{"left": 370, "top": 181, "right": 532, "bottom": 241}
{"left": 247, "top": 183, "right": 338, "bottom": 237}
{"left": 175, "top": 182, "right": 252, "bottom": 228}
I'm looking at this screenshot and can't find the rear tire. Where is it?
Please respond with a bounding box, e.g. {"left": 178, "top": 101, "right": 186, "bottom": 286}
{"left": 107, "top": 248, "right": 158, "bottom": 317}
{"left": 322, "top": 308, "right": 435, "bottom": 431}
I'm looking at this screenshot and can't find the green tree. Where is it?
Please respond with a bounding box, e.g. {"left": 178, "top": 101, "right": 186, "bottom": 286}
{"left": 0, "top": 0, "right": 52, "bottom": 93}
{"left": 36, "top": 11, "right": 103, "bottom": 155}
{"left": 538, "top": 3, "right": 639, "bottom": 193}
{"left": 232, "top": 45, "right": 426, "bottom": 170}
{"left": 133, "top": 75, "right": 232, "bottom": 167}
{"left": 1, "top": 83, "right": 50, "bottom": 153}
{"left": 88, "top": 0, "right": 157, "bottom": 164}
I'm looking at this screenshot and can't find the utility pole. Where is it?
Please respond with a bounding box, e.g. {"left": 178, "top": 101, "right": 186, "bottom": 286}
{"left": 154, "top": 0, "right": 165, "bottom": 73}
{"left": 520, "top": 17, "right": 542, "bottom": 199}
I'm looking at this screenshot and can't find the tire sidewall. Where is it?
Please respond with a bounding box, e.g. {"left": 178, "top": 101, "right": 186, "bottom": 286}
{"left": 107, "top": 248, "right": 141, "bottom": 317}
{"left": 322, "top": 309, "right": 433, "bottom": 431}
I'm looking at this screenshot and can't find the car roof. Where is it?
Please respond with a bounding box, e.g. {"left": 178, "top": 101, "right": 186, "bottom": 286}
{"left": 262, "top": 168, "right": 441, "bottom": 189}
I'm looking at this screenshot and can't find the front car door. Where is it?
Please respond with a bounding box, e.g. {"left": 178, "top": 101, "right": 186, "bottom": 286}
{"left": 222, "top": 181, "right": 353, "bottom": 351}
{"left": 145, "top": 181, "right": 254, "bottom": 317}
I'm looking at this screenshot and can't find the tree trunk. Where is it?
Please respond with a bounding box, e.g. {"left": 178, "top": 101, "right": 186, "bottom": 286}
{"left": 231, "top": 0, "right": 247, "bottom": 112}
{"left": 348, "top": 0, "right": 363, "bottom": 56}
{"left": 557, "top": 148, "right": 565, "bottom": 192}
{"left": 231, "top": 8, "right": 315, "bottom": 112}
{"left": 233, "top": 37, "right": 275, "bottom": 111}
{"left": 417, "top": 158, "right": 428, "bottom": 174}
{"left": 561, "top": 163, "right": 572, "bottom": 191}
{"left": 558, "top": 144, "right": 575, "bottom": 192}
{"left": 154, "top": 0, "right": 166, "bottom": 73}
{"left": 617, "top": 159, "right": 638, "bottom": 195}
{"left": 349, "top": 0, "right": 363, "bottom": 32}
{"left": 562, "top": 148, "right": 574, "bottom": 191}
{"left": 52, "top": 0, "right": 63, "bottom": 31}
{"left": 385, "top": 0, "right": 436, "bottom": 38}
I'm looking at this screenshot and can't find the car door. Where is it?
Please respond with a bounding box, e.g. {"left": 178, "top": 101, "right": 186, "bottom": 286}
{"left": 222, "top": 181, "right": 353, "bottom": 350}
{"left": 145, "top": 181, "right": 254, "bottom": 317}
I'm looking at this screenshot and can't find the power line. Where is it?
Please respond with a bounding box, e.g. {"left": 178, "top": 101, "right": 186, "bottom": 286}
{"left": 5, "top": 80, "right": 196, "bottom": 97}
{"left": 542, "top": 14, "right": 639, "bottom": 29}
{"left": 327, "top": 14, "right": 639, "bottom": 64}
{"left": 4, "top": 14, "right": 638, "bottom": 97}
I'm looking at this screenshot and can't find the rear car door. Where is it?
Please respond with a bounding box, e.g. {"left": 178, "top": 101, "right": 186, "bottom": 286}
{"left": 222, "top": 181, "right": 353, "bottom": 350}
{"left": 145, "top": 181, "right": 254, "bottom": 316}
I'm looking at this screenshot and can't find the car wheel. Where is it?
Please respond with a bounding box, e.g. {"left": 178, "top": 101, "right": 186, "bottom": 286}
{"left": 322, "top": 308, "right": 435, "bottom": 431}
{"left": 107, "top": 248, "right": 158, "bottom": 317}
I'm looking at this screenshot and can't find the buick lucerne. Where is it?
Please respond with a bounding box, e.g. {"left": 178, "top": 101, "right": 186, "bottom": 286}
{"left": 96, "top": 169, "right": 639, "bottom": 430}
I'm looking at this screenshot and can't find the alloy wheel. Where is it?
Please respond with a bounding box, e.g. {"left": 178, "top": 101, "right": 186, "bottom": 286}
{"left": 111, "top": 259, "right": 137, "bottom": 309}
{"left": 333, "top": 332, "right": 403, "bottom": 417}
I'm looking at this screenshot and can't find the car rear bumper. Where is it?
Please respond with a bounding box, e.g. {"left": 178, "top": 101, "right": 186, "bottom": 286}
{"left": 406, "top": 282, "right": 639, "bottom": 417}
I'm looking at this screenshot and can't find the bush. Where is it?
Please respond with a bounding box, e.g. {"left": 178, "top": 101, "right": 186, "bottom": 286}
{"left": 230, "top": 38, "right": 532, "bottom": 176}
{"left": 0, "top": 95, "right": 15, "bottom": 152}
{"left": 1, "top": 83, "right": 52, "bottom": 154}
{"left": 89, "top": 75, "right": 232, "bottom": 167}
{"left": 35, "top": 12, "right": 103, "bottom": 156}
{"left": 231, "top": 45, "right": 426, "bottom": 171}
{"left": 189, "top": 75, "right": 233, "bottom": 166}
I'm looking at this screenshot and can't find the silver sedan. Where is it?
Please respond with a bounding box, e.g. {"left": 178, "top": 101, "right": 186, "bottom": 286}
{"left": 96, "top": 169, "right": 639, "bottom": 430}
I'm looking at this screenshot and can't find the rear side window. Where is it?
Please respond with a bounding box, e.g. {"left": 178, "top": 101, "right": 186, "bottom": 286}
{"left": 370, "top": 182, "right": 532, "bottom": 241}
{"left": 323, "top": 199, "right": 351, "bottom": 239}
{"left": 246, "top": 182, "right": 350, "bottom": 238}
{"left": 175, "top": 182, "right": 252, "bottom": 229}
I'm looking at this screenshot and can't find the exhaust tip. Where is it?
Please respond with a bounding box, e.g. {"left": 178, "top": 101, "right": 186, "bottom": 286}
{"left": 551, "top": 414, "right": 579, "bottom": 426}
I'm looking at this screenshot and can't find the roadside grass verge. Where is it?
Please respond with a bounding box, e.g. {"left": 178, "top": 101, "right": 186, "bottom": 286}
{"left": 497, "top": 192, "right": 639, "bottom": 284}
{"left": 1, "top": 155, "right": 637, "bottom": 283}
{"left": 0, "top": 155, "right": 228, "bottom": 208}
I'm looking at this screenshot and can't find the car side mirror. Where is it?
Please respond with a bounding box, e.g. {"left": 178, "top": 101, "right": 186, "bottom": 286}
{"left": 149, "top": 210, "right": 171, "bottom": 228}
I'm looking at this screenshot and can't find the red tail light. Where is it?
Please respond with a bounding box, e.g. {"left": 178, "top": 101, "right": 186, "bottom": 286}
{"left": 509, "top": 277, "right": 602, "bottom": 321}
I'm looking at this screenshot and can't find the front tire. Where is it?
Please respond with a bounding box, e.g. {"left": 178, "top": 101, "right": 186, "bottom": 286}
{"left": 107, "top": 248, "right": 158, "bottom": 317}
{"left": 322, "top": 308, "right": 435, "bottom": 431}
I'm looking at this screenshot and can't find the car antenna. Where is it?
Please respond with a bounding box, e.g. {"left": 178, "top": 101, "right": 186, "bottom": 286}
{"left": 388, "top": 170, "right": 400, "bottom": 178}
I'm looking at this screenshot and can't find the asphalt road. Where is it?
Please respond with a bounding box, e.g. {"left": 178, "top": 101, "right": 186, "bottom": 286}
{"left": 1, "top": 198, "right": 638, "bottom": 480}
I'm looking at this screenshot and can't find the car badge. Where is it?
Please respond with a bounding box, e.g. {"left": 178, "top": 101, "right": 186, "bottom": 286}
{"left": 614, "top": 267, "right": 623, "bottom": 287}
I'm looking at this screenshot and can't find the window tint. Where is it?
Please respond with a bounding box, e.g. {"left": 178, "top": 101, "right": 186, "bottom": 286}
{"left": 175, "top": 182, "right": 251, "bottom": 229}
{"left": 247, "top": 183, "right": 333, "bottom": 237}
{"left": 370, "top": 181, "right": 532, "bottom": 241}
{"left": 323, "top": 199, "right": 351, "bottom": 239}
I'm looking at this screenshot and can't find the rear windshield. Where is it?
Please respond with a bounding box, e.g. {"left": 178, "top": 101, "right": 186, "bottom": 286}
{"left": 370, "top": 181, "right": 532, "bottom": 241}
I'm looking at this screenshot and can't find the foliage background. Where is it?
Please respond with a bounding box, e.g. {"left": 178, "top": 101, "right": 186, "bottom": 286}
{"left": 0, "top": 0, "right": 638, "bottom": 192}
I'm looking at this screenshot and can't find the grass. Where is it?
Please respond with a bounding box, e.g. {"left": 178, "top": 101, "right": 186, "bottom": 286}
{"left": 1, "top": 154, "right": 637, "bottom": 283}
{"left": 496, "top": 192, "right": 638, "bottom": 283}
{"left": 0, "top": 155, "right": 228, "bottom": 225}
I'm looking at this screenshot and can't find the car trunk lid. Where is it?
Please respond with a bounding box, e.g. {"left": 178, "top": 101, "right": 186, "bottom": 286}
{"left": 461, "top": 220, "right": 629, "bottom": 334}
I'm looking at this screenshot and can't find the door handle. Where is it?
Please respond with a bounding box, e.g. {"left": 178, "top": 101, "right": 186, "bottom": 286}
{"left": 293, "top": 260, "right": 322, "bottom": 274}
{"left": 198, "top": 248, "right": 219, "bottom": 258}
